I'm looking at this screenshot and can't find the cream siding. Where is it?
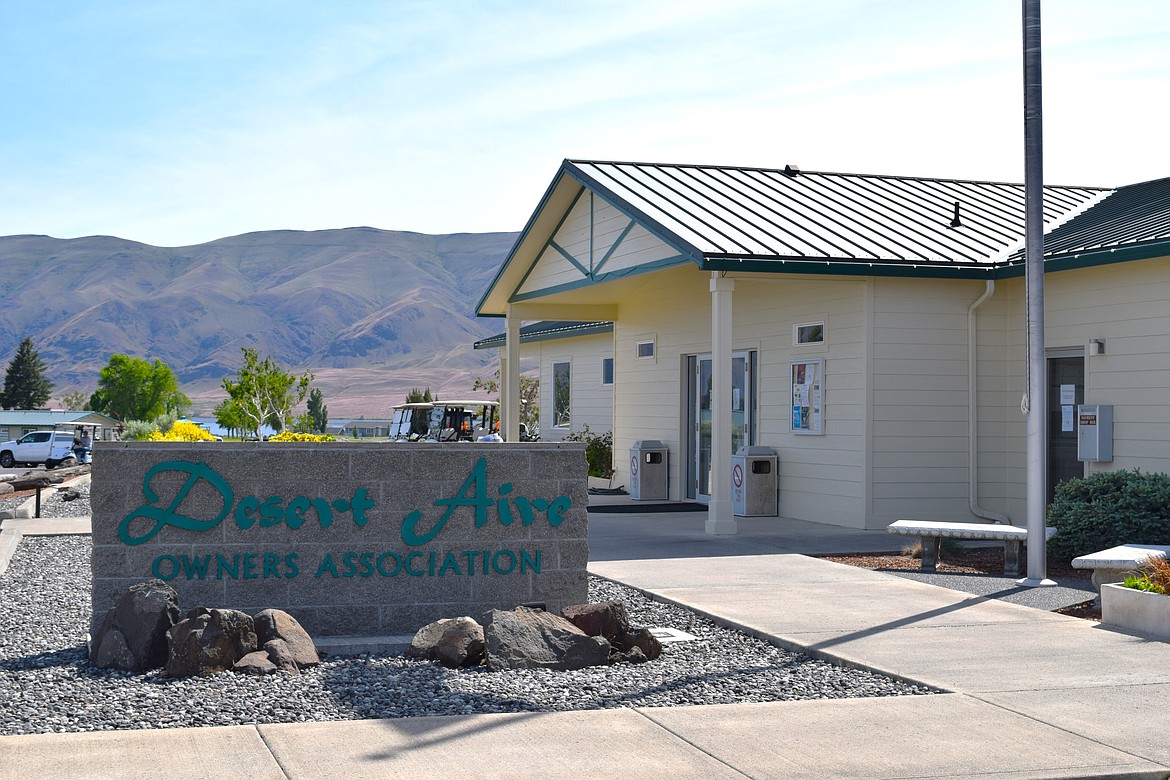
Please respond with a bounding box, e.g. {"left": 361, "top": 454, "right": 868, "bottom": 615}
{"left": 867, "top": 278, "right": 988, "bottom": 527}
{"left": 516, "top": 195, "right": 682, "bottom": 298}
{"left": 603, "top": 269, "right": 871, "bottom": 527}
{"left": 1047, "top": 257, "right": 1170, "bottom": 476}
{"left": 535, "top": 332, "right": 614, "bottom": 443}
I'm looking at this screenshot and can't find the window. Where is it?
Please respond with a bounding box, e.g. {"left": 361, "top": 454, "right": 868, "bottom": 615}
{"left": 635, "top": 340, "right": 655, "bottom": 359}
{"left": 794, "top": 321, "right": 825, "bottom": 346}
{"left": 601, "top": 357, "right": 614, "bottom": 386}
{"left": 553, "top": 361, "right": 571, "bottom": 428}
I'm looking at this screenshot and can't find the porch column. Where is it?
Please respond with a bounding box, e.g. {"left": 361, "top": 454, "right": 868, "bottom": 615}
{"left": 706, "top": 274, "right": 737, "bottom": 535}
{"left": 504, "top": 306, "right": 521, "bottom": 442}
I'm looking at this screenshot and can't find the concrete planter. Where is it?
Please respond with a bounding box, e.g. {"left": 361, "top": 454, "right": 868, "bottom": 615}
{"left": 1101, "top": 583, "right": 1170, "bottom": 641}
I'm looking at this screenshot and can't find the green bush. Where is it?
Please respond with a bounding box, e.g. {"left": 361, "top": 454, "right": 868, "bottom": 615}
{"left": 1047, "top": 469, "right": 1170, "bottom": 560}
{"left": 564, "top": 424, "right": 614, "bottom": 479}
{"left": 121, "top": 419, "right": 158, "bottom": 441}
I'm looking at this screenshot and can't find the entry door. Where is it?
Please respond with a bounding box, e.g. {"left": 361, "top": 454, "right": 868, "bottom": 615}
{"left": 1047, "top": 353, "right": 1085, "bottom": 503}
{"left": 688, "top": 351, "right": 755, "bottom": 501}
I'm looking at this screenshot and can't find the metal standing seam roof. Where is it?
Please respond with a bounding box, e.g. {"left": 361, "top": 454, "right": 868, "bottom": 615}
{"left": 565, "top": 160, "right": 1110, "bottom": 272}
{"left": 0, "top": 410, "right": 117, "bottom": 426}
{"left": 1002, "top": 175, "right": 1170, "bottom": 264}
{"left": 473, "top": 321, "right": 614, "bottom": 350}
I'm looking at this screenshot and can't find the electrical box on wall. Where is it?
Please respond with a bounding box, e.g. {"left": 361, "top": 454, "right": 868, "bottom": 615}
{"left": 1077, "top": 404, "right": 1113, "bottom": 462}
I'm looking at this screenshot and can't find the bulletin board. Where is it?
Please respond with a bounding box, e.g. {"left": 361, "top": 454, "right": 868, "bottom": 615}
{"left": 790, "top": 358, "right": 824, "bottom": 435}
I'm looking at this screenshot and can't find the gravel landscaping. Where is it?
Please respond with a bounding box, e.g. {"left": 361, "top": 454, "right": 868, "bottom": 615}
{"left": 0, "top": 485, "right": 935, "bottom": 736}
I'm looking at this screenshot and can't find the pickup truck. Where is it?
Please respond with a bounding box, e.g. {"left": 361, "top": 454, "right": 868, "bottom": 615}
{"left": 0, "top": 431, "right": 79, "bottom": 469}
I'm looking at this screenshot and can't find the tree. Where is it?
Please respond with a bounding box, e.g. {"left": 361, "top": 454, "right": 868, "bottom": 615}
{"left": 405, "top": 387, "right": 434, "bottom": 403}
{"left": 307, "top": 387, "right": 328, "bottom": 433}
{"left": 221, "top": 348, "right": 314, "bottom": 441}
{"left": 473, "top": 371, "right": 539, "bottom": 430}
{"left": 89, "top": 355, "right": 189, "bottom": 422}
{"left": 59, "top": 390, "right": 90, "bottom": 411}
{"left": 213, "top": 398, "right": 250, "bottom": 438}
{"left": 0, "top": 338, "right": 54, "bottom": 409}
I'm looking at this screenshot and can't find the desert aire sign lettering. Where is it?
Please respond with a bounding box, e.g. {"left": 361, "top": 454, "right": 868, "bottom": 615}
{"left": 117, "top": 458, "right": 570, "bottom": 583}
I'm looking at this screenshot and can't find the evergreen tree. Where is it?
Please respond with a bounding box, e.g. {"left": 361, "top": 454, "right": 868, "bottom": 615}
{"left": 0, "top": 338, "right": 53, "bottom": 410}
{"left": 307, "top": 387, "right": 328, "bottom": 433}
{"left": 404, "top": 387, "right": 435, "bottom": 403}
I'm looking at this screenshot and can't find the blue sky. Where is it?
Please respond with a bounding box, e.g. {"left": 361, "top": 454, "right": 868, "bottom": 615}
{"left": 2, "top": 0, "right": 1167, "bottom": 247}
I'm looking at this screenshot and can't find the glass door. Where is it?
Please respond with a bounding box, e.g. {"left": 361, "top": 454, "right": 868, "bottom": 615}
{"left": 688, "top": 351, "right": 754, "bottom": 501}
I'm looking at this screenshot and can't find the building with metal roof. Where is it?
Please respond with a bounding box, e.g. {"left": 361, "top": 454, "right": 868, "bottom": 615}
{"left": 0, "top": 410, "right": 120, "bottom": 443}
{"left": 477, "top": 159, "right": 1170, "bottom": 534}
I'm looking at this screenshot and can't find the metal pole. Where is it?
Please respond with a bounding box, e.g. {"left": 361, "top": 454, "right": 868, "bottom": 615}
{"left": 1019, "top": 0, "right": 1055, "bottom": 587}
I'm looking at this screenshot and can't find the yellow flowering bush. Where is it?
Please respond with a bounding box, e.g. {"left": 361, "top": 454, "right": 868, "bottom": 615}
{"left": 146, "top": 421, "right": 217, "bottom": 442}
{"left": 269, "top": 431, "right": 335, "bottom": 442}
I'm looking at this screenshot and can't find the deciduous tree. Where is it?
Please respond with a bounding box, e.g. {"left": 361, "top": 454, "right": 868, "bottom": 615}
{"left": 59, "top": 390, "right": 90, "bottom": 411}
{"left": 473, "top": 371, "right": 539, "bottom": 430}
{"left": 0, "top": 338, "right": 53, "bottom": 410}
{"left": 88, "top": 355, "right": 188, "bottom": 422}
{"left": 220, "top": 348, "right": 313, "bottom": 441}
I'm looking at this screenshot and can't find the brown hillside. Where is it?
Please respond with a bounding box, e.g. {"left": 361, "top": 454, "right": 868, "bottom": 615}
{"left": 0, "top": 228, "right": 518, "bottom": 416}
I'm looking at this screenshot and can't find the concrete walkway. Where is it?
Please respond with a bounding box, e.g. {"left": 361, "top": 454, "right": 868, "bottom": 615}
{"left": 2, "top": 502, "right": 1168, "bottom": 778}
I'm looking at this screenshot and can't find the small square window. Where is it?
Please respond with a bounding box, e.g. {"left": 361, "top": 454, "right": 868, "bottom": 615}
{"left": 601, "top": 357, "right": 614, "bottom": 385}
{"left": 794, "top": 321, "right": 825, "bottom": 346}
{"left": 635, "top": 340, "right": 655, "bottom": 359}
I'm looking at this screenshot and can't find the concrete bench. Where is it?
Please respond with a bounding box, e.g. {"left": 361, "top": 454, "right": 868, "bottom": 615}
{"left": 1071, "top": 544, "right": 1170, "bottom": 591}
{"left": 886, "top": 520, "right": 1057, "bottom": 577}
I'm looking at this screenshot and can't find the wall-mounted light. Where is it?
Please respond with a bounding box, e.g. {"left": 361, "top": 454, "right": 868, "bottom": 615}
{"left": 1088, "top": 339, "right": 1106, "bottom": 356}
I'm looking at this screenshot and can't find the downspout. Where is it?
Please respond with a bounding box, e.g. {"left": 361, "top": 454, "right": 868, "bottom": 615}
{"left": 968, "top": 280, "right": 1010, "bottom": 524}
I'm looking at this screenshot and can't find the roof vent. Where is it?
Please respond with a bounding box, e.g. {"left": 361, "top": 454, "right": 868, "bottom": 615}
{"left": 949, "top": 201, "right": 962, "bottom": 229}
{"left": 783, "top": 164, "right": 801, "bottom": 177}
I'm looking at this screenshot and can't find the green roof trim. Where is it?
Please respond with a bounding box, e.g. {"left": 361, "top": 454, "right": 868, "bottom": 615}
{"left": 473, "top": 321, "right": 615, "bottom": 350}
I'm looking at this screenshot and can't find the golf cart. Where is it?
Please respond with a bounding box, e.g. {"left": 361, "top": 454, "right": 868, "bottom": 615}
{"left": 422, "top": 400, "right": 500, "bottom": 442}
{"left": 388, "top": 402, "right": 434, "bottom": 441}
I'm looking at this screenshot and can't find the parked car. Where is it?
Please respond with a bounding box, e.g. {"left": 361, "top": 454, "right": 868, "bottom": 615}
{"left": 0, "top": 423, "right": 102, "bottom": 469}
{"left": 0, "top": 431, "right": 76, "bottom": 469}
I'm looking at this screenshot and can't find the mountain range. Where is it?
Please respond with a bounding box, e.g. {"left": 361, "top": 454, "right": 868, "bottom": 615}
{"left": 0, "top": 228, "right": 519, "bottom": 417}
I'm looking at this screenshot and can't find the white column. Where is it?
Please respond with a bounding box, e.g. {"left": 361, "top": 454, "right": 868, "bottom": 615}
{"left": 504, "top": 307, "right": 521, "bottom": 443}
{"left": 706, "top": 274, "right": 737, "bottom": 535}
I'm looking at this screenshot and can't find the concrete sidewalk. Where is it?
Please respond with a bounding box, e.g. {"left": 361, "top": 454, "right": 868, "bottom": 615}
{"left": 2, "top": 503, "right": 1168, "bottom": 778}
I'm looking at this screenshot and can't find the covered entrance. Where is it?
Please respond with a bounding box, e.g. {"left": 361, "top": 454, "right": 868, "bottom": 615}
{"left": 686, "top": 351, "right": 756, "bottom": 503}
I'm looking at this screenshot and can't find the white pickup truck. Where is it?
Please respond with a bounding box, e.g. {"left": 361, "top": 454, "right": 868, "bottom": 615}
{"left": 0, "top": 431, "right": 80, "bottom": 469}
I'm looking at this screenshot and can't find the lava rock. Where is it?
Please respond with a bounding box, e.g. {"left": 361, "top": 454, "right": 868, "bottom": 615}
{"left": 406, "top": 616, "right": 485, "bottom": 668}
{"left": 165, "top": 608, "right": 257, "bottom": 677}
{"left": 483, "top": 606, "right": 611, "bottom": 671}
{"left": 254, "top": 609, "right": 319, "bottom": 669}
{"left": 562, "top": 600, "right": 630, "bottom": 642}
{"left": 90, "top": 579, "right": 181, "bottom": 673}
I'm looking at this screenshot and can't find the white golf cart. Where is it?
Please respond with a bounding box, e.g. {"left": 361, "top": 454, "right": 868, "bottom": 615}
{"left": 422, "top": 400, "right": 500, "bottom": 442}
{"left": 387, "top": 402, "right": 434, "bottom": 441}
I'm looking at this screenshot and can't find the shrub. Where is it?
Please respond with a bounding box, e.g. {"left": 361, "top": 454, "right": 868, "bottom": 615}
{"left": 121, "top": 420, "right": 158, "bottom": 440}
{"left": 269, "top": 431, "right": 336, "bottom": 442}
{"left": 146, "top": 420, "right": 216, "bottom": 442}
{"left": 564, "top": 424, "right": 614, "bottom": 479}
{"left": 1047, "top": 469, "right": 1170, "bottom": 560}
{"left": 1123, "top": 556, "right": 1170, "bottom": 595}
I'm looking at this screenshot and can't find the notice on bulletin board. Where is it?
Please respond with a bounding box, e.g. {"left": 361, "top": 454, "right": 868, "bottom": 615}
{"left": 791, "top": 358, "right": 824, "bottom": 435}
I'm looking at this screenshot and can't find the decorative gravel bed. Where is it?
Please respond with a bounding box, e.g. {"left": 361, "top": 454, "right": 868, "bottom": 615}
{"left": 0, "top": 487, "right": 935, "bottom": 736}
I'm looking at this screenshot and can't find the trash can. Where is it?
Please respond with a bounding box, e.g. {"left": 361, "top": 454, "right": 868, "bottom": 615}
{"left": 629, "top": 440, "right": 668, "bottom": 500}
{"left": 731, "top": 446, "right": 778, "bottom": 516}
